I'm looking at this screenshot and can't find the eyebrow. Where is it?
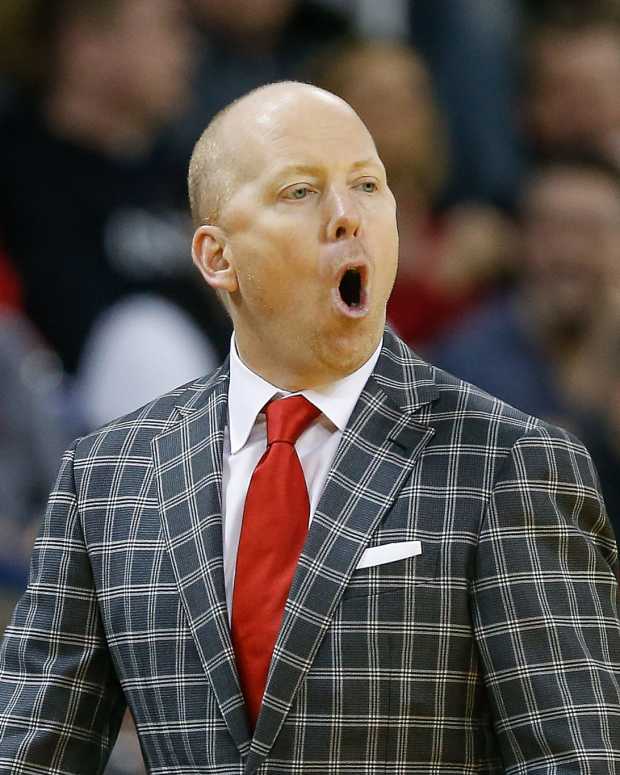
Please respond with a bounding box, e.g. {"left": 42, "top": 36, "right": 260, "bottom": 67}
{"left": 269, "top": 158, "right": 382, "bottom": 182}
{"left": 350, "top": 158, "right": 382, "bottom": 171}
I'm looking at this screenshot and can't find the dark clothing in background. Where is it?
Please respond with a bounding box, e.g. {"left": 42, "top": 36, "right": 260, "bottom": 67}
{"left": 0, "top": 98, "right": 231, "bottom": 374}
{"left": 429, "top": 295, "right": 566, "bottom": 421}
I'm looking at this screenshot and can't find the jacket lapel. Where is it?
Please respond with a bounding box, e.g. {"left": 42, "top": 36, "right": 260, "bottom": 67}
{"left": 246, "top": 330, "right": 439, "bottom": 773}
{"left": 152, "top": 362, "right": 251, "bottom": 756}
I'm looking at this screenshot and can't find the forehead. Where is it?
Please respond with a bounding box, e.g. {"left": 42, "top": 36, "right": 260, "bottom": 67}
{"left": 227, "top": 92, "right": 382, "bottom": 183}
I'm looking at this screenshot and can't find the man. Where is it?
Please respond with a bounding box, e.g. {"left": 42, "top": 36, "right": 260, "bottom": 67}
{"left": 0, "top": 82, "right": 618, "bottom": 773}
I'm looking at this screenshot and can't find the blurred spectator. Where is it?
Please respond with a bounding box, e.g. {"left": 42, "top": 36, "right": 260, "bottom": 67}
{"left": 410, "top": 0, "right": 522, "bottom": 208}
{"left": 311, "top": 39, "right": 516, "bottom": 349}
{"left": 522, "top": 10, "right": 620, "bottom": 168}
{"left": 0, "top": 0, "right": 231, "bottom": 376}
{"left": 0, "top": 307, "right": 69, "bottom": 607}
{"left": 173, "top": 0, "right": 353, "bottom": 158}
{"left": 431, "top": 154, "right": 620, "bottom": 536}
{"left": 432, "top": 154, "right": 619, "bottom": 420}
{"left": 0, "top": 250, "right": 69, "bottom": 600}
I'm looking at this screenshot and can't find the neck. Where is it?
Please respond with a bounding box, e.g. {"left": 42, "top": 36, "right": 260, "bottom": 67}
{"left": 234, "top": 328, "right": 381, "bottom": 392}
{"left": 45, "top": 85, "right": 153, "bottom": 158}
{"left": 234, "top": 339, "right": 336, "bottom": 392}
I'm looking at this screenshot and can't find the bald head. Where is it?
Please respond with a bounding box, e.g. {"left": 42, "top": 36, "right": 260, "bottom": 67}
{"left": 187, "top": 81, "right": 365, "bottom": 226}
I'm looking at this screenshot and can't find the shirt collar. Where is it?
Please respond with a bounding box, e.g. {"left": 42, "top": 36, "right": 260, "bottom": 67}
{"left": 227, "top": 332, "right": 382, "bottom": 454}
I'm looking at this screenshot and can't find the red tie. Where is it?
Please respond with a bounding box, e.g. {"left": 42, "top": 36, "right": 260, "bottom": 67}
{"left": 231, "top": 395, "right": 321, "bottom": 729}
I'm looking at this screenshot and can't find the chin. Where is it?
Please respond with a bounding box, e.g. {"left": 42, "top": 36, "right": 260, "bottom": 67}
{"left": 312, "top": 320, "right": 383, "bottom": 378}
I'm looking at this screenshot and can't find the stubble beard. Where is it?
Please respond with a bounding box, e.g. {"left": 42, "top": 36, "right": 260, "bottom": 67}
{"left": 307, "top": 312, "right": 384, "bottom": 383}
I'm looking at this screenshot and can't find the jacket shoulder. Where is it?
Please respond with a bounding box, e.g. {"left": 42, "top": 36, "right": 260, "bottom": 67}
{"left": 428, "top": 358, "right": 582, "bottom": 452}
{"left": 381, "top": 327, "right": 551, "bottom": 446}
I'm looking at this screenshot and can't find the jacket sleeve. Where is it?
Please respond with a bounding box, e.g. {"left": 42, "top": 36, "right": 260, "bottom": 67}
{"left": 471, "top": 424, "right": 620, "bottom": 773}
{"left": 0, "top": 441, "right": 126, "bottom": 774}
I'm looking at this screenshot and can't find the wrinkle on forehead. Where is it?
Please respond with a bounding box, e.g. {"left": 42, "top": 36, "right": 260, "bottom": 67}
{"left": 231, "top": 89, "right": 376, "bottom": 176}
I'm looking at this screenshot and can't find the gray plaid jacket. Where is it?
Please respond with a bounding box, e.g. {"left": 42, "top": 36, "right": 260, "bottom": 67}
{"left": 0, "top": 328, "right": 619, "bottom": 774}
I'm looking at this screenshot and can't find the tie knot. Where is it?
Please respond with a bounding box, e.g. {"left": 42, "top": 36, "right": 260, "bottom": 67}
{"left": 265, "top": 395, "right": 320, "bottom": 445}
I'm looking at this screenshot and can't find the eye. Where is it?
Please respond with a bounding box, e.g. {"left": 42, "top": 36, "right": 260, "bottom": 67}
{"left": 357, "top": 180, "right": 378, "bottom": 193}
{"left": 282, "top": 184, "right": 315, "bottom": 200}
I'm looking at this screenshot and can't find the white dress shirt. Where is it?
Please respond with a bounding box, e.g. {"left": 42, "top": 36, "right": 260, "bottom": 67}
{"left": 222, "top": 334, "right": 382, "bottom": 620}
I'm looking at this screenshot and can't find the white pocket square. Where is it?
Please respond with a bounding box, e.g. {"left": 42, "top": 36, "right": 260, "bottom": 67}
{"left": 355, "top": 540, "right": 422, "bottom": 570}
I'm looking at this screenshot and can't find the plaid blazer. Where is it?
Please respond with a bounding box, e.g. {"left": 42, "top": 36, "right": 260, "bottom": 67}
{"left": 0, "top": 328, "right": 619, "bottom": 774}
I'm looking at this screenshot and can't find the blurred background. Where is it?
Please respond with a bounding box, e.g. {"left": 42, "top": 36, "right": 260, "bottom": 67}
{"left": 1, "top": 1, "right": 619, "bottom": 771}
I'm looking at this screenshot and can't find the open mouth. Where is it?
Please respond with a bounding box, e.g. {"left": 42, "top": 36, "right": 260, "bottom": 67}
{"left": 333, "top": 264, "right": 369, "bottom": 317}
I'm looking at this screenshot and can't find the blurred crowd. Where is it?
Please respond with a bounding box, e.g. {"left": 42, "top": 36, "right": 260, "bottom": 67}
{"left": 1, "top": 0, "right": 620, "bottom": 771}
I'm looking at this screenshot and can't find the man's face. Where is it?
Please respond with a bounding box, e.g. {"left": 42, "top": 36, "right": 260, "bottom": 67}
{"left": 522, "top": 168, "right": 620, "bottom": 331}
{"left": 211, "top": 89, "right": 399, "bottom": 386}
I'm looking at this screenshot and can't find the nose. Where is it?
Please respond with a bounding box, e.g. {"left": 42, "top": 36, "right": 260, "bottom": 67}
{"left": 324, "top": 186, "right": 360, "bottom": 242}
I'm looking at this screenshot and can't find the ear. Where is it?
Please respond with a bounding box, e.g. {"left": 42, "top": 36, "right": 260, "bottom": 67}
{"left": 192, "top": 225, "right": 238, "bottom": 293}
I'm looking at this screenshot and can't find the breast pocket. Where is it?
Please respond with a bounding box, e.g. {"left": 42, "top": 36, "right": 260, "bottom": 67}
{"left": 341, "top": 540, "right": 440, "bottom": 601}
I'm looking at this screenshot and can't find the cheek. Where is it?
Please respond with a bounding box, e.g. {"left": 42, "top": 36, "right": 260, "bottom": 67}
{"left": 370, "top": 216, "right": 399, "bottom": 280}
{"left": 229, "top": 235, "right": 268, "bottom": 305}
{"left": 234, "top": 246, "right": 307, "bottom": 317}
